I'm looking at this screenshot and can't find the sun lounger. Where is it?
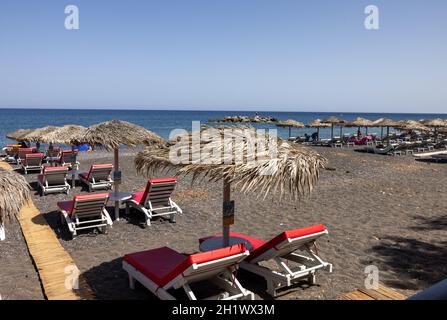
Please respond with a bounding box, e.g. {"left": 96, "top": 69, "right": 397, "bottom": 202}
{"left": 122, "top": 243, "right": 254, "bottom": 300}
{"left": 17, "top": 147, "right": 35, "bottom": 164}
{"left": 79, "top": 164, "right": 114, "bottom": 192}
{"left": 125, "top": 177, "right": 182, "bottom": 226}
{"left": 2, "top": 144, "right": 20, "bottom": 162}
{"left": 59, "top": 149, "right": 80, "bottom": 169}
{"left": 413, "top": 150, "right": 447, "bottom": 158}
{"left": 45, "top": 147, "right": 61, "bottom": 164}
{"left": 57, "top": 193, "right": 112, "bottom": 238}
{"left": 37, "top": 166, "right": 70, "bottom": 196}
{"left": 21, "top": 153, "right": 44, "bottom": 174}
{"left": 199, "top": 224, "right": 332, "bottom": 296}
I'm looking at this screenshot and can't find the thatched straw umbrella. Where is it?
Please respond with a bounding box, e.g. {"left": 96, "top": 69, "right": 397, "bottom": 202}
{"left": 19, "top": 126, "right": 60, "bottom": 151}
{"left": 347, "top": 117, "right": 374, "bottom": 136}
{"left": 71, "top": 120, "right": 166, "bottom": 220}
{"left": 276, "top": 119, "right": 305, "bottom": 138}
{"left": 0, "top": 169, "right": 31, "bottom": 240}
{"left": 397, "top": 120, "right": 430, "bottom": 132}
{"left": 307, "top": 119, "right": 331, "bottom": 141}
{"left": 6, "top": 129, "right": 34, "bottom": 142}
{"left": 39, "top": 125, "right": 88, "bottom": 145}
{"left": 420, "top": 118, "right": 446, "bottom": 140}
{"left": 135, "top": 126, "right": 327, "bottom": 246}
{"left": 322, "top": 116, "right": 346, "bottom": 139}
{"left": 373, "top": 118, "right": 399, "bottom": 142}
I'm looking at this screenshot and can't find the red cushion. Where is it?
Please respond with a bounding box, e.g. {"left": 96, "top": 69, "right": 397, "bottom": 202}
{"left": 73, "top": 193, "right": 109, "bottom": 202}
{"left": 26, "top": 153, "right": 44, "bottom": 158}
{"left": 248, "top": 224, "right": 327, "bottom": 261}
{"left": 131, "top": 191, "right": 145, "bottom": 204}
{"left": 199, "top": 232, "right": 266, "bottom": 252}
{"left": 57, "top": 200, "right": 74, "bottom": 216}
{"left": 124, "top": 247, "right": 187, "bottom": 287}
{"left": 44, "top": 166, "right": 68, "bottom": 173}
{"left": 124, "top": 244, "right": 246, "bottom": 287}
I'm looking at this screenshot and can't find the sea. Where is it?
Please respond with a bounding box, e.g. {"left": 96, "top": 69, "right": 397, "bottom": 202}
{"left": 0, "top": 109, "right": 445, "bottom": 147}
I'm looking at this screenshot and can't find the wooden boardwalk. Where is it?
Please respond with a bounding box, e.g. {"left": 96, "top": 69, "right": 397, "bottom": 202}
{"left": 0, "top": 161, "right": 94, "bottom": 300}
{"left": 339, "top": 284, "right": 406, "bottom": 300}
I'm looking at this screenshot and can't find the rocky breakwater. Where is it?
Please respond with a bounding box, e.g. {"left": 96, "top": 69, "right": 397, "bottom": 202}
{"left": 208, "top": 115, "right": 278, "bottom": 123}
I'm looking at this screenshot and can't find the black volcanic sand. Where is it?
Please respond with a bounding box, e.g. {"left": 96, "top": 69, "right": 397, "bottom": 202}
{"left": 1, "top": 146, "right": 446, "bottom": 300}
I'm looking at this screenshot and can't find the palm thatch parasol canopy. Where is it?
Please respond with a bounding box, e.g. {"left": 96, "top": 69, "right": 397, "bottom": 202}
{"left": 0, "top": 169, "right": 31, "bottom": 240}
{"left": 276, "top": 119, "right": 305, "bottom": 128}
{"left": 307, "top": 119, "right": 331, "bottom": 128}
{"left": 306, "top": 119, "right": 330, "bottom": 141}
{"left": 38, "top": 125, "right": 88, "bottom": 145}
{"left": 322, "top": 116, "right": 347, "bottom": 139}
{"left": 397, "top": 120, "right": 430, "bottom": 131}
{"left": 71, "top": 120, "right": 166, "bottom": 221}
{"left": 136, "top": 126, "right": 326, "bottom": 199}
{"left": 135, "top": 126, "right": 326, "bottom": 245}
{"left": 276, "top": 119, "right": 305, "bottom": 138}
{"left": 347, "top": 117, "right": 374, "bottom": 127}
{"left": 373, "top": 118, "right": 399, "bottom": 127}
{"left": 420, "top": 118, "right": 446, "bottom": 127}
{"left": 322, "top": 116, "right": 346, "bottom": 124}
{"left": 20, "top": 126, "right": 59, "bottom": 143}
{"left": 71, "top": 120, "right": 165, "bottom": 151}
{"left": 6, "top": 129, "right": 34, "bottom": 142}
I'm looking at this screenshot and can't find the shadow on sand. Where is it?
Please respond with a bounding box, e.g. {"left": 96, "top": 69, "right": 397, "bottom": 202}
{"left": 368, "top": 236, "right": 447, "bottom": 291}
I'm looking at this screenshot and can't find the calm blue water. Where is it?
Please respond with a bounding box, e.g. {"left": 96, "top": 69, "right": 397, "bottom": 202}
{"left": 1, "top": 109, "right": 445, "bottom": 147}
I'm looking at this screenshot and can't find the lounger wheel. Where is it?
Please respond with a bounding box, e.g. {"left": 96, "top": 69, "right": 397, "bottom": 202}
{"left": 170, "top": 214, "right": 176, "bottom": 223}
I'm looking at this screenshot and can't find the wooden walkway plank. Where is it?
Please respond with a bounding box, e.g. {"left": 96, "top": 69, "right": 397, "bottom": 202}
{"left": 339, "top": 283, "right": 406, "bottom": 300}
{"left": 1, "top": 161, "right": 94, "bottom": 300}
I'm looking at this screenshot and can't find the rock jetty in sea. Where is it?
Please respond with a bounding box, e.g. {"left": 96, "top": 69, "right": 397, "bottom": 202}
{"left": 208, "top": 115, "right": 278, "bottom": 123}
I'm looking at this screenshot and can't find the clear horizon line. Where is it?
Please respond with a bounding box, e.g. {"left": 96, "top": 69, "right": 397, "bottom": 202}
{"left": 0, "top": 106, "right": 445, "bottom": 115}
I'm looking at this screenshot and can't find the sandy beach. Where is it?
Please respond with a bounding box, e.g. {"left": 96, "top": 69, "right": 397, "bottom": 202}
{"left": 1, "top": 146, "right": 446, "bottom": 300}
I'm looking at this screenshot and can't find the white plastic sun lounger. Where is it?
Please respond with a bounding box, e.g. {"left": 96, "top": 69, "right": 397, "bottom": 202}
{"left": 21, "top": 153, "right": 44, "bottom": 174}
{"left": 16, "top": 148, "right": 35, "bottom": 165}
{"left": 413, "top": 149, "right": 447, "bottom": 158}
{"left": 122, "top": 243, "right": 254, "bottom": 300}
{"left": 125, "top": 177, "right": 182, "bottom": 226}
{"left": 59, "top": 150, "right": 80, "bottom": 169}
{"left": 57, "top": 193, "right": 112, "bottom": 238}
{"left": 200, "top": 224, "right": 332, "bottom": 297}
{"left": 37, "top": 166, "right": 70, "bottom": 196}
{"left": 79, "top": 164, "right": 114, "bottom": 192}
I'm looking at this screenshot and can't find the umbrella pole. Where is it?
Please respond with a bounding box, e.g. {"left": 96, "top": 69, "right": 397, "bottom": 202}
{"left": 223, "top": 178, "right": 231, "bottom": 247}
{"left": 288, "top": 126, "right": 291, "bottom": 139}
{"left": 114, "top": 148, "right": 120, "bottom": 221}
{"left": 365, "top": 127, "right": 368, "bottom": 135}
{"left": 331, "top": 124, "right": 334, "bottom": 139}
{"left": 381, "top": 127, "right": 384, "bottom": 140}
{"left": 339, "top": 126, "right": 342, "bottom": 140}
{"left": 387, "top": 126, "right": 390, "bottom": 144}
{"left": 317, "top": 127, "right": 320, "bottom": 141}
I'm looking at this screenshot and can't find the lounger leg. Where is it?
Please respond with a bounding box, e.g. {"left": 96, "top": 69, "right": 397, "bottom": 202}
{"left": 183, "top": 283, "right": 197, "bottom": 300}
{"left": 0, "top": 222, "right": 5, "bottom": 241}
{"left": 128, "top": 274, "right": 135, "bottom": 290}
{"left": 308, "top": 272, "right": 316, "bottom": 285}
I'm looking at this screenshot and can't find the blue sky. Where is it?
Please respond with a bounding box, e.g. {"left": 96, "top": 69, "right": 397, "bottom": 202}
{"left": 0, "top": 0, "right": 446, "bottom": 113}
